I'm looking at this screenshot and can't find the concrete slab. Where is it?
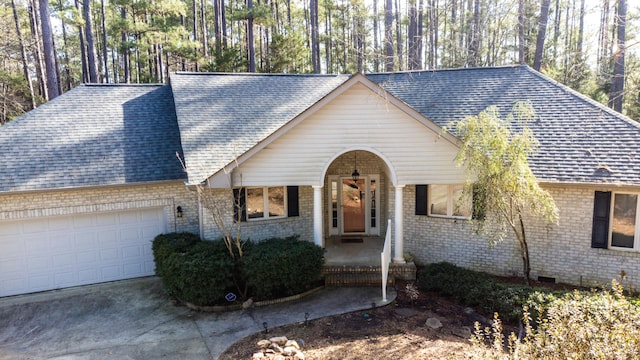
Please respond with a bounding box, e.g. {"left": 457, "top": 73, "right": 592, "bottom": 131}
{"left": 0, "top": 277, "right": 396, "bottom": 359}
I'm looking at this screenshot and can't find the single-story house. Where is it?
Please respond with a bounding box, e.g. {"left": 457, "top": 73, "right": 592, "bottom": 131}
{"left": 1, "top": 65, "right": 640, "bottom": 297}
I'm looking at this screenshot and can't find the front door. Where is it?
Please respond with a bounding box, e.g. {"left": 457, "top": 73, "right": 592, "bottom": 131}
{"left": 342, "top": 178, "right": 366, "bottom": 233}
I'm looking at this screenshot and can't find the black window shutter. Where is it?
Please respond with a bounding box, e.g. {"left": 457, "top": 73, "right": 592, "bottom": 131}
{"left": 233, "top": 188, "right": 247, "bottom": 222}
{"left": 287, "top": 186, "right": 299, "bottom": 217}
{"left": 415, "top": 185, "right": 428, "bottom": 215}
{"left": 591, "top": 191, "right": 611, "bottom": 249}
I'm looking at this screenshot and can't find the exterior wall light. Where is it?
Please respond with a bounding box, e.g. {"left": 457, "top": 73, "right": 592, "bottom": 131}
{"left": 176, "top": 206, "right": 183, "bottom": 218}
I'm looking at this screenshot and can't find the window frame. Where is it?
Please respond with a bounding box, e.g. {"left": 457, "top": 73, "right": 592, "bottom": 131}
{"left": 245, "top": 186, "right": 287, "bottom": 221}
{"left": 608, "top": 191, "right": 640, "bottom": 251}
{"left": 427, "top": 184, "right": 471, "bottom": 219}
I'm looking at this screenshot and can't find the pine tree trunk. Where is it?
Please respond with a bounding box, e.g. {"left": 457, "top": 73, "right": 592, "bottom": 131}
{"left": 533, "top": 0, "right": 550, "bottom": 70}
{"left": 310, "top": 0, "right": 320, "bottom": 73}
{"left": 469, "top": 0, "right": 479, "bottom": 66}
{"left": 247, "top": 0, "right": 255, "bottom": 72}
{"left": 394, "top": 0, "right": 402, "bottom": 70}
{"left": 39, "top": 0, "right": 59, "bottom": 99}
{"left": 373, "top": 0, "right": 379, "bottom": 72}
{"left": 100, "top": 0, "right": 109, "bottom": 83}
{"left": 518, "top": 0, "right": 525, "bottom": 64}
{"left": 384, "top": 0, "right": 393, "bottom": 71}
{"left": 609, "top": 0, "right": 626, "bottom": 112}
{"left": 29, "top": 0, "right": 47, "bottom": 99}
{"left": 12, "top": 0, "right": 36, "bottom": 109}
{"left": 84, "top": 0, "right": 99, "bottom": 82}
{"left": 201, "top": 0, "right": 208, "bottom": 59}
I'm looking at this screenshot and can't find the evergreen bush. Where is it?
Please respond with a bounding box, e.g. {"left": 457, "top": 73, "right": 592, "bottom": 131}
{"left": 417, "top": 262, "right": 561, "bottom": 323}
{"left": 243, "top": 236, "right": 325, "bottom": 301}
{"left": 152, "top": 233, "right": 324, "bottom": 305}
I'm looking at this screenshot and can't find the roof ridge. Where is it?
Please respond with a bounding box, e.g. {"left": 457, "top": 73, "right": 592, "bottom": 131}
{"left": 172, "top": 71, "right": 349, "bottom": 78}
{"left": 366, "top": 64, "right": 523, "bottom": 76}
{"left": 83, "top": 83, "right": 166, "bottom": 87}
{"left": 523, "top": 66, "right": 640, "bottom": 128}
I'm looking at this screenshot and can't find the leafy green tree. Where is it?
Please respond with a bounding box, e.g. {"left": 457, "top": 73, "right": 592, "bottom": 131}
{"left": 453, "top": 102, "right": 559, "bottom": 285}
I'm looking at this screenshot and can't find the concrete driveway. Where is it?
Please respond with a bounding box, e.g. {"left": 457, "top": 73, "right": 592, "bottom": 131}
{"left": 0, "top": 277, "right": 394, "bottom": 359}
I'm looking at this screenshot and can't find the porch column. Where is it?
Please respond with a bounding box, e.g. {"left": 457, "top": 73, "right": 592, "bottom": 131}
{"left": 313, "top": 185, "right": 324, "bottom": 247}
{"left": 393, "top": 185, "right": 406, "bottom": 263}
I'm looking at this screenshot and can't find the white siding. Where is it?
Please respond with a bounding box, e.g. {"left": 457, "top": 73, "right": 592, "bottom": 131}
{"left": 221, "top": 83, "right": 466, "bottom": 187}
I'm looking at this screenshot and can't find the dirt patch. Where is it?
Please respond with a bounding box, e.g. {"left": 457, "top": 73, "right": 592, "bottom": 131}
{"left": 220, "top": 281, "right": 490, "bottom": 359}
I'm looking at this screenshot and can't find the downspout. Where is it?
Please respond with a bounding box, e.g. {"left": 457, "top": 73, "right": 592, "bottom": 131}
{"left": 198, "top": 187, "right": 204, "bottom": 239}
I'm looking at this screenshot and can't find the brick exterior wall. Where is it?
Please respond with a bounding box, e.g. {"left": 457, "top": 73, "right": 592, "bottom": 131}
{"left": 403, "top": 184, "right": 640, "bottom": 289}
{"left": 200, "top": 187, "right": 314, "bottom": 242}
{"left": 0, "top": 182, "right": 199, "bottom": 235}
{"left": 4, "top": 163, "right": 639, "bottom": 290}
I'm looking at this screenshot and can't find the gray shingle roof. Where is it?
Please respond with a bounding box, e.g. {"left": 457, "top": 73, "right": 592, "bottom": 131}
{"left": 368, "top": 65, "right": 640, "bottom": 185}
{"left": 2, "top": 65, "right": 639, "bottom": 193}
{"left": 170, "top": 72, "right": 350, "bottom": 184}
{"left": 0, "top": 84, "right": 185, "bottom": 193}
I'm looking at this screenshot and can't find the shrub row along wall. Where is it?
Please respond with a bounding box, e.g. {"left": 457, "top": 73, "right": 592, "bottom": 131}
{"left": 153, "top": 233, "right": 324, "bottom": 306}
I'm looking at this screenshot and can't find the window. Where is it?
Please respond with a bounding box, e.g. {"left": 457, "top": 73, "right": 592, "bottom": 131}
{"left": 234, "top": 186, "right": 297, "bottom": 222}
{"left": 591, "top": 191, "right": 640, "bottom": 251}
{"left": 428, "top": 184, "right": 471, "bottom": 218}
{"left": 610, "top": 193, "right": 639, "bottom": 250}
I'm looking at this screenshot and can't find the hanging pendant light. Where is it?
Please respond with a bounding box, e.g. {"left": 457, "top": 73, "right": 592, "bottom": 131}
{"left": 352, "top": 152, "right": 360, "bottom": 182}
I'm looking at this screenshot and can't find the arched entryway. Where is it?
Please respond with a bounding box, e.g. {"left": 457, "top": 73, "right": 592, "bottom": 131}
{"left": 317, "top": 147, "right": 405, "bottom": 265}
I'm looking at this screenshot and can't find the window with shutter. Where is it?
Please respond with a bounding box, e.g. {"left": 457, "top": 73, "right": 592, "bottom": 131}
{"left": 591, "top": 191, "right": 611, "bottom": 249}
{"left": 415, "top": 185, "right": 428, "bottom": 215}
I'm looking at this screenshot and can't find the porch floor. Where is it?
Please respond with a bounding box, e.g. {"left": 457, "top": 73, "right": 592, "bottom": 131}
{"left": 324, "top": 236, "right": 385, "bottom": 266}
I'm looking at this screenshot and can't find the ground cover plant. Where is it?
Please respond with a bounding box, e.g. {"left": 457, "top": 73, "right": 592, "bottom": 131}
{"left": 152, "top": 232, "right": 324, "bottom": 305}
{"left": 223, "top": 263, "right": 640, "bottom": 359}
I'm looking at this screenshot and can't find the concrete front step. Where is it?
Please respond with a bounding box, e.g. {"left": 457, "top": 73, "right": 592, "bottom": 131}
{"left": 322, "top": 262, "right": 417, "bottom": 287}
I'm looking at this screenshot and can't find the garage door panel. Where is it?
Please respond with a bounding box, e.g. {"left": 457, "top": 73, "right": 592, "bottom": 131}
{"left": 28, "top": 274, "right": 51, "bottom": 290}
{"left": 48, "top": 217, "right": 72, "bottom": 231}
{"left": 0, "top": 222, "right": 22, "bottom": 236}
{"left": 120, "top": 227, "right": 140, "bottom": 242}
{"left": 74, "top": 215, "right": 97, "bottom": 228}
{"left": 122, "top": 245, "right": 142, "bottom": 258}
{"left": 28, "top": 256, "right": 51, "bottom": 272}
{"left": 97, "top": 213, "right": 117, "bottom": 226}
{"left": 0, "top": 238, "right": 24, "bottom": 258}
{"left": 22, "top": 220, "right": 49, "bottom": 234}
{"left": 25, "top": 236, "right": 49, "bottom": 252}
{"left": 54, "top": 271, "right": 76, "bottom": 287}
{"left": 78, "top": 268, "right": 98, "bottom": 282}
{"left": 100, "top": 248, "right": 119, "bottom": 261}
{"left": 53, "top": 253, "right": 75, "bottom": 267}
{"left": 75, "top": 232, "right": 98, "bottom": 249}
{"left": 0, "top": 208, "right": 166, "bottom": 297}
{"left": 123, "top": 263, "right": 143, "bottom": 276}
{"left": 118, "top": 212, "right": 140, "bottom": 224}
{"left": 101, "top": 265, "right": 121, "bottom": 280}
{"left": 77, "top": 250, "right": 97, "bottom": 264}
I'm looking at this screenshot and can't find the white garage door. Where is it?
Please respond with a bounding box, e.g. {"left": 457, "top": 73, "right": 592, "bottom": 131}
{"left": 0, "top": 208, "right": 166, "bottom": 297}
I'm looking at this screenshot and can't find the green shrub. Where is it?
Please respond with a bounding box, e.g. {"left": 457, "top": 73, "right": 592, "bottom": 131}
{"left": 417, "top": 262, "right": 561, "bottom": 323}
{"left": 152, "top": 232, "right": 201, "bottom": 278}
{"left": 469, "top": 281, "right": 640, "bottom": 359}
{"left": 243, "top": 236, "right": 324, "bottom": 301}
{"left": 161, "top": 240, "right": 238, "bottom": 305}
{"left": 152, "top": 233, "right": 324, "bottom": 305}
